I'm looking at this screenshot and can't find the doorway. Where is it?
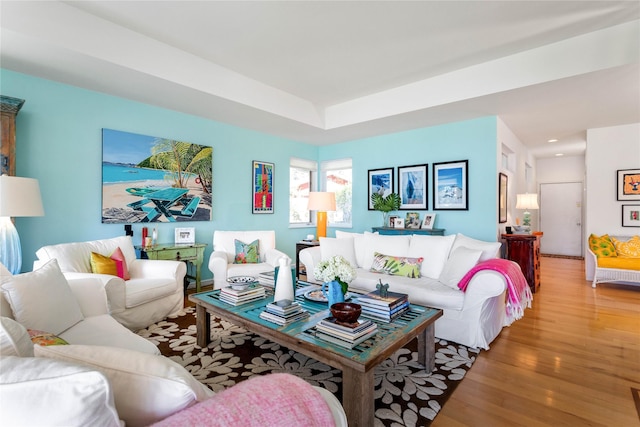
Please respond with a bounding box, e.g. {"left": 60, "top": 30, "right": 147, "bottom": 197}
{"left": 539, "top": 182, "right": 583, "bottom": 257}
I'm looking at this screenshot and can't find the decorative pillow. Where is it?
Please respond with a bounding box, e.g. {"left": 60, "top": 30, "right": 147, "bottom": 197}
{"left": 28, "top": 329, "right": 69, "bottom": 346}
{"left": 335, "top": 230, "right": 371, "bottom": 267}
{"left": 319, "top": 237, "right": 358, "bottom": 268}
{"left": 588, "top": 234, "right": 617, "bottom": 258}
{"left": 438, "top": 246, "right": 483, "bottom": 289}
{"left": 611, "top": 236, "right": 640, "bottom": 258}
{"left": 90, "top": 252, "right": 118, "bottom": 276}
{"left": 362, "top": 233, "right": 412, "bottom": 270}
{"left": 110, "top": 246, "right": 131, "bottom": 280}
{"left": 35, "top": 344, "right": 215, "bottom": 427}
{"left": 370, "top": 252, "right": 423, "bottom": 278}
{"left": 0, "top": 316, "right": 34, "bottom": 357}
{"left": 234, "top": 239, "right": 260, "bottom": 264}
{"left": 407, "top": 234, "right": 457, "bottom": 279}
{"left": 450, "top": 233, "right": 502, "bottom": 262}
{"left": 0, "top": 259, "right": 84, "bottom": 335}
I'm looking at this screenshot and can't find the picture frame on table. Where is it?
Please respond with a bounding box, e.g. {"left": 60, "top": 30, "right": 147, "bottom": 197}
{"left": 368, "top": 167, "right": 394, "bottom": 210}
{"left": 393, "top": 217, "right": 405, "bottom": 228}
{"left": 388, "top": 215, "right": 399, "bottom": 228}
{"left": 622, "top": 205, "right": 640, "bottom": 227}
{"left": 175, "top": 227, "right": 195, "bottom": 245}
{"left": 617, "top": 168, "right": 640, "bottom": 201}
{"left": 398, "top": 164, "right": 428, "bottom": 210}
{"left": 405, "top": 212, "right": 421, "bottom": 229}
{"left": 252, "top": 160, "right": 274, "bottom": 214}
{"left": 433, "top": 160, "right": 469, "bottom": 210}
{"left": 421, "top": 213, "right": 436, "bottom": 230}
{"left": 499, "top": 172, "right": 508, "bottom": 223}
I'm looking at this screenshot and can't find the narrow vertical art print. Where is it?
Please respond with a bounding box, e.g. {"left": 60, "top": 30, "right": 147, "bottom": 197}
{"left": 253, "top": 160, "right": 274, "bottom": 214}
{"left": 398, "top": 164, "right": 428, "bottom": 210}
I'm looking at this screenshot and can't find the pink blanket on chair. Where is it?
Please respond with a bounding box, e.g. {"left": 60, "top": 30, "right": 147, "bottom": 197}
{"left": 457, "top": 258, "right": 532, "bottom": 324}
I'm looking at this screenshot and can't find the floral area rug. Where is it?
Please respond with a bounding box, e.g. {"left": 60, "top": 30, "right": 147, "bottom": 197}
{"left": 137, "top": 307, "right": 479, "bottom": 426}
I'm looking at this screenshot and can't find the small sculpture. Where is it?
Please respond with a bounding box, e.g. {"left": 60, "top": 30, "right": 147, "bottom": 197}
{"left": 377, "top": 279, "right": 389, "bottom": 297}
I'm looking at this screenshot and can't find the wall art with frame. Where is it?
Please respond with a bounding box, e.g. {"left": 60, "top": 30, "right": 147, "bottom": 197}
{"left": 433, "top": 160, "right": 468, "bottom": 210}
{"left": 499, "top": 172, "right": 508, "bottom": 223}
{"left": 368, "top": 167, "right": 394, "bottom": 210}
{"left": 253, "top": 160, "right": 274, "bottom": 214}
{"left": 422, "top": 213, "right": 436, "bottom": 229}
{"left": 398, "top": 164, "right": 428, "bottom": 210}
{"left": 622, "top": 205, "right": 640, "bottom": 227}
{"left": 617, "top": 168, "right": 640, "bottom": 201}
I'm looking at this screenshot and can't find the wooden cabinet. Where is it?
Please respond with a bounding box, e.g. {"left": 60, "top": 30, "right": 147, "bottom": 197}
{"left": 137, "top": 243, "right": 207, "bottom": 293}
{"left": 371, "top": 227, "right": 445, "bottom": 236}
{"left": 501, "top": 234, "right": 541, "bottom": 293}
{"left": 295, "top": 240, "right": 319, "bottom": 280}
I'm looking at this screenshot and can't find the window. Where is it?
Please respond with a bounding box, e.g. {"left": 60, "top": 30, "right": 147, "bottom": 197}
{"left": 289, "top": 158, "right": 317, "bottom": 225}
{"left": 322, "top": 158, "right": 352, "bottom": 228}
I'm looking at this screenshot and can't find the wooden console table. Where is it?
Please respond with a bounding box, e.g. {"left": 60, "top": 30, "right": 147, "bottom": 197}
{"left": 371, "top": 227, "right": 445, "bottom": 236}
{"left": 501, "top": 234, "right": 542, "bottom": 293}
{"left": 137, "top": 243, "right": 207, "bottom": 292}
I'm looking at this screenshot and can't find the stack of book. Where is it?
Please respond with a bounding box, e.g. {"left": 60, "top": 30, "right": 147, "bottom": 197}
{"left": 219, "top": 283, "right": 266, "bottom": 306}
{"left": 259, "top": 301, "right": 309, "bottom": 325}
{"left": 315, "top": 317, "right": 378, "bottom": 349}
{"left": 357, "top": 290, "right": 410, "bottom": 323}
{"left": 257, "top": 271, "right": 275, "bottom": 288}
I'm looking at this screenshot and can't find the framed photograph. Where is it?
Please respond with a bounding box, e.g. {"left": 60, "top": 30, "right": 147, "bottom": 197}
{"left": 388, "top": 215, "right": 398, "bottom": 228}
{"left": 499, "top": 173, "right": 508, "bottom": 223}
{"left": 433, "top": 160, "right": 469, "bottom": 210}
{"left": 253, "top": 160, "right": 274, "bottom": 214}
{"left": 405, "top": 212, "right": 421, "bottom": 229}
{"left": 622, "top": 205, "right": 640, "bottom": 227}
{"left": 368, "top": 167, "right": 394, "bottom": 210}
{"left": 393, "top": 217, "right": 405, "bottom": 228}
{"left": 398, "top": 164, "right": 428, "bottom": 210}
{"left": 422, "top": 213, "right": 436, "bottom": 229}
{"left": 175, "top": 227, "right": 195, "bottom": 245}
{"left": 617, "top": 168, "right": 640, "bottom": 201}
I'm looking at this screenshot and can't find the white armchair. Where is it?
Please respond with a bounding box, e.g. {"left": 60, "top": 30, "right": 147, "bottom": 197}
{"left": 208, "top": 230, "right": 288, "bottom": 289}
{"left": 34, "top": 236, "right": 186, "bottom": 331}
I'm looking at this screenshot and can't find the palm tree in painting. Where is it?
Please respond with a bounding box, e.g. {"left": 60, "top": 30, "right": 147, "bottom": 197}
{"left": 148, "top": 140, "right": 212, "bottom": 193}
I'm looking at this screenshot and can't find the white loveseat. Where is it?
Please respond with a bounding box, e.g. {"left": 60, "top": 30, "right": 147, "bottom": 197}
{"left": 34, "top": 236, "right": 186, "bottom": 330}
{"left": 300, "top": 231, "right": 512, "bottom": 350}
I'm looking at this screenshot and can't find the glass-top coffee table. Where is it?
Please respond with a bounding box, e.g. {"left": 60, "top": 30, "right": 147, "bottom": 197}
{"left": 188, "top": 284, "right": 443, "bottom": 427}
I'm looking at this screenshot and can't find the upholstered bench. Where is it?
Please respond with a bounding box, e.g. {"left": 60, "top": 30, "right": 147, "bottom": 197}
{"left": 588, "top": 234, "right": 640, "bottom": 288}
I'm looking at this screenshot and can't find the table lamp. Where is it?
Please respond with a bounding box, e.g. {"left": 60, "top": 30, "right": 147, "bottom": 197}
{"left": 307, "top": 192, "right": 336, "bottom": 239}
{"left": 0, "top": 175, "right": 45, "bottom": 274}
{"left": 515, "top": 193, "right": 539, "bottom": 233}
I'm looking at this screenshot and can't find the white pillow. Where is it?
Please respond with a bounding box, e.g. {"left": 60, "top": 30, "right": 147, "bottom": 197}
{"left": 335, "top": 230, "right": 369, "bottom": 267}
{"left": 361, "top": 233, "right": 411, "bottom": 270}
{"left": 407, "top": 234, "right": 456, "bottom": 279}
{"left": 0, "top": 355, "right": 121, "bottom": 427}
{"left": 451, "top": 233, "right": 502, "bottom": 262}
{"left": 0, "top": 317, "right": 34, "bottom": 357}
{"left": 35, "top": 344, "right": 215, "bottom": 427}
{"left": 0, "top": 259, "right": 84, "bottom": 335}
{"left": 439, "top": 247, "right": 483, "bottom": 289}
{"left": 319, "top": 237, "right": 358, "bottom": 267}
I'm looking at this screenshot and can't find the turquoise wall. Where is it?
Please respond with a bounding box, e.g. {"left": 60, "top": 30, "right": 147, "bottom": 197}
{"left": 2, "top": 69, "right": 498, "bottom": 277}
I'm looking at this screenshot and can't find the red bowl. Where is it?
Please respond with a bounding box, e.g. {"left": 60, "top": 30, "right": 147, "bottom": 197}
{"left": 330, "top": 302, "right": 362, "bottom": 324}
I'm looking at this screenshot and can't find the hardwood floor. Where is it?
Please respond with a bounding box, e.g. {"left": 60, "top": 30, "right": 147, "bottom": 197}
{"left": 433, "top": 257, "right": 640, "bottom": 427}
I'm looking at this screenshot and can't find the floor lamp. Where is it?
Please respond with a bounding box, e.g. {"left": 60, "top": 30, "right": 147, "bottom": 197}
{"left": 307, "top": 192, "right": 336, "bottom": 239}
{"left": 0, "top": 175, "right": 44, "bottom": 274}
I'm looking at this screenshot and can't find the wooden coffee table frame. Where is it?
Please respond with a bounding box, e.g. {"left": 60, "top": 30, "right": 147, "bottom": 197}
{"left": 189, "top": 289, "right": 442, "bottom": 427}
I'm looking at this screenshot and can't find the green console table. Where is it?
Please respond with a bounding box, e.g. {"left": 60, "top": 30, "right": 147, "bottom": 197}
{"left": 137, "top": 243, "right": 207, "bottom": 293}
{"left": 371, "top": 227, "right": 445, "bottom": 236}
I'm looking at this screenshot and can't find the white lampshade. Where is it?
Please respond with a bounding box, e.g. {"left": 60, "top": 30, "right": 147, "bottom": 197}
{"left": 307, "top": 192, "right": 336, "bottom": 211}
{"left": 515, "top": 193, "right": 539, "bottom": 210}
{"left": 0, "top": 175, "right": 45, "bottom": 217}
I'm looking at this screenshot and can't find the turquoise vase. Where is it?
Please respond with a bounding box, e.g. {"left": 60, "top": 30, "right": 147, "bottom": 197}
{"left": 322, "top": 280, "right": 345, "bottom": 307}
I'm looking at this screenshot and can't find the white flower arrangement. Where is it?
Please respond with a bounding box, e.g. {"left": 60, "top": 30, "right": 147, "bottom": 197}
{"left": 313, "top": 255, "right": 356, "bottom": 294}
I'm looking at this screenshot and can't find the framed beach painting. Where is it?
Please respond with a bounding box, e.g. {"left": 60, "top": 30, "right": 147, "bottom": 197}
{"left": 398, "top": 164, "right": 428, "bottom": 210}
{"left": 253, "top": 160, "right": 274, "bottom": 214}
{"left": 368, "top": 167, "right": 394, "bottom": 210}
{"left": 101, "top": 129, "right": 212, "bottom": 224}
{"left": 617, "top": 168, "right": 640, "bottom": 201}
{"left": 433, "top": 160, "right": 468, "bottom": 210}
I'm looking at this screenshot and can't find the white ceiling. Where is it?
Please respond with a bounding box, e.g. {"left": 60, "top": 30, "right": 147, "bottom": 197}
{"left": 1, "top": 1, "right": 639, "bottom": 158}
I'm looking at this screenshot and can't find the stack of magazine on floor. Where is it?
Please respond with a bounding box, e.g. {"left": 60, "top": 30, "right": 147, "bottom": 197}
{"left": 219, "top": 283, "right": 266, "bottom": 306}
{"left": 259, "top": 300, "right": 309, "bottom": 325}
{"left": 257, "top": 271, "right": 275, "bottom": 288}
{"left": 356, "top": 289, "right": 410, "bottom": 323}
{"left": 315, "top": 317, "right": 378, "bottom": 349}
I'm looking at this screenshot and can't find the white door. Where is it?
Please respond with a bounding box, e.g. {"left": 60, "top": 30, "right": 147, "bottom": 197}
{"left": 539, "top": 182, "right": 583, "bottom": 257}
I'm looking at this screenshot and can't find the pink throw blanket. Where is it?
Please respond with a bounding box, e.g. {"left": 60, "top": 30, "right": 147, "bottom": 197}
{"left": 458, "top": 259, "right": 532, "bottom": 324}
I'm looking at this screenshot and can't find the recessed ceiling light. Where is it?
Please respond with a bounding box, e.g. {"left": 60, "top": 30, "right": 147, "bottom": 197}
{"left": 548, "top": 139, "right": 558, "bottom": 143}
{"left": 555, "top": 153, "right": 564, "bottom": 157}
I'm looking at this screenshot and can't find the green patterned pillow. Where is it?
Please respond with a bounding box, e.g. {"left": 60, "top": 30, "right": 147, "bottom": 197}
{"left": 588, "top": 234, "right": 617, "bottom": 258}
{"left": 234, "top": 239, "right": 260, "bottom": 264}
{"left": 370, "top": 252, "right": 423, "bottom": 278}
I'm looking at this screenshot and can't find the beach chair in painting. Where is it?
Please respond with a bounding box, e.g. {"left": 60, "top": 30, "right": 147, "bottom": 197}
{"left": 126, "top": 187, "right": 200, "bottom": 222}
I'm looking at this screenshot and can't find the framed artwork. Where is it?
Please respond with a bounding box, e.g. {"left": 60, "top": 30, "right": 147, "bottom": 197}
{"left": 433, "top": 160, "right": 469, "bottom": 210}
{"left": 405, "top": 212, "right": 421, "bottom": 229}
{"left": 398, "top": 164, "right": 428, "bottom": 210}
{"left": 617, "top": 169, "right": 640, "bottom": 201}
{"left": 175, "top": 227, "right": 195, "bottom": 245}
{"left": 253, "top": 160, "right": 274, "bottom": 214}
{"left": 388, "top": 215, "right": 399, "bottom": 228}
{"left": 393, "top": 217, "right": 405, "bottom": 228}
{"left": 422, "top": 213, "right": 436, "bottom": 229}
{"left": 622, "top": 205, "right": 640, "bottom": 227}
{"left": 101, "top": 128, "right": 212, "bottom": 224}
{"left": 368, "top": 167, "right": 394, "bottom": 210}
{"left": 499, "top": 173, "right": 508, "bottom": 223}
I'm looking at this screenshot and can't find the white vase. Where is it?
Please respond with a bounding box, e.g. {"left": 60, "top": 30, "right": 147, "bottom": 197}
{"left": 273, "top": 257, "right": 294, "bottom": 303}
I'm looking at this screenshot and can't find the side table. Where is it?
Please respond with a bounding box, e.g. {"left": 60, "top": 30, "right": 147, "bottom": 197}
{"left": 295, "top": 240, "right": 319, "bottom": 281}
{"left": 500, "top": 234, "right": 541, "bottom": 293}
{"left": 371, "top": 226, "right": 445, "bottom": 236}
{"left": 137, "top": 243, "right": 207, "bottom": 293}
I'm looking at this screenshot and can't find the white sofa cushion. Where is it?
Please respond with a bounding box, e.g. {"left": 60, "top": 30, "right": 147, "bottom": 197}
{"left": 35, "top": 344, "right": 215, "bottom": 427}
{"left": 335, "top": 230, "right": 371, "bottom": 267}
{"left": 36, "top": 236, "right": 137, "bottom": 273}
{"left": 0, "top": 355, "right": 121, "bottom": 427}
{"left": 361, "top": 233, "right": 411, "bottom": 270}
{"left": 0, "top": 259, "right": 84, "bottom": 335}
{"left": 439, "top": 246, "right": 483, "bottom": 289}
{"left": 319, "top": 237, "right": 358, "bottom": 267}
{"left": 407, "top": 234, "right": 456, "bottom": 279}
{"left": 0, "top": 317, "right": 34, "bottom": 357}
{"left": 451, "top": 233, "right": 502, "bottom": 262}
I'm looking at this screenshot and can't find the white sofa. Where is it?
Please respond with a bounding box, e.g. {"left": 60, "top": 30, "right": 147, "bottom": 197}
{"left": 209, "top": 230, "right": 289, "bottom": 289}
{"left": 34, "top": 236, "right": 186, "bottom": 330}
{"left": 300, "top": 231, "right": 513, "bottom": 350}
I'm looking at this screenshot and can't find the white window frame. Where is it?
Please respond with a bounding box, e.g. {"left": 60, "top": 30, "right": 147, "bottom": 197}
{"left": 289, "top": 157, "right": 317, "bottom": 227}
{"left": 321, "top": 158, "right": 352, "bottom": 229}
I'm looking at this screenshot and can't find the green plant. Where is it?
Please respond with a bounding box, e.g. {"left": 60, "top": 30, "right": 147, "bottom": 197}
{"left": 371, "top": 192, "right": 400, "bottom": 213}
